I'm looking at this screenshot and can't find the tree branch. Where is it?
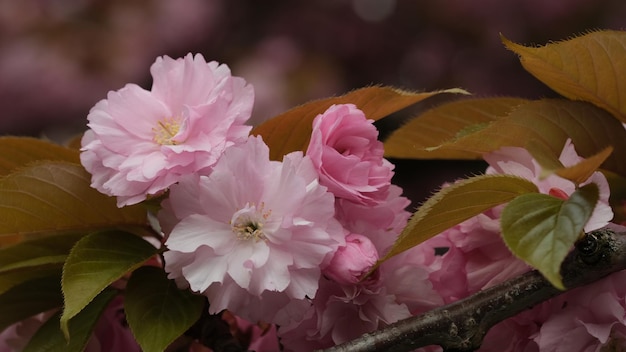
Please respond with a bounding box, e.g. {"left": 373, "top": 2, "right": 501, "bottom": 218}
{"left": 319, "top": 227, "right": 626, "bottom": 352}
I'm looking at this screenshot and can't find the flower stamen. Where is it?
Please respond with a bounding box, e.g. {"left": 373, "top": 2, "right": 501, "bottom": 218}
{"left": 153, "top": 117, "right": 182, "bottom": 145}
{"left": 231, "top": 202, "right": 272, "bottom": 242}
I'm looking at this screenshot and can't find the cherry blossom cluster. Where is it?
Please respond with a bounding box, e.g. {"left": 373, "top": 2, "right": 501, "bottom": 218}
{"left": 415, "top": 141, "right": 623, "bottom": 351}
{"left": 4, "top": 54, "right": 621, "bottom": 351}
{"left": 78, "top": 53, "right": 445, "bottom": 350}
{"left": 79, "top": 54, "right": 623, "bottom": 351}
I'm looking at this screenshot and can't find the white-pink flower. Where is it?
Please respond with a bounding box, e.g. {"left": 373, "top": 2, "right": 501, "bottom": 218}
{"left": 306, "top": 104, "right": 395, "bottom": 206}
{"left": 161, "top": 136, "right": 344, "bottom": 324}
{"left": 81, "top": 53, "right": 254, "bottom": 206}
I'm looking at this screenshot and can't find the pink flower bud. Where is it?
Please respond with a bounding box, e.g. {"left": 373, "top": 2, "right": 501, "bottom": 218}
{"left": 324, "top": 233, "right": 379, "bottom": 285}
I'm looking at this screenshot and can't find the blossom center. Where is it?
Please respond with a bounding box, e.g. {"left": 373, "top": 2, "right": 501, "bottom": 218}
{"left": 153, "top": 117, "right": 182, "bottom": 145}
{"left": 231, "top": 202, "right": 272, "bottom": 241}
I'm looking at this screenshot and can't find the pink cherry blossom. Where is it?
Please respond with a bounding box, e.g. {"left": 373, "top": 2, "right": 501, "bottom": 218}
{"left": 485, "top": 139, "right": 613, "bottom": 232}
{"left": 335, "top": 184, "right": 411, "bottom": 253}
{"left": 161, "top": 136, "right": 344, "bottom": 324}
{"left": 323, "top": 233, "right": 379, "bottom": 285}
{"left": 278, "top": 276, "right": 413, "bottom": 351}
{"left": 230, "top": 315, "right": 280, "bottom": 352}
{"left": 412, "top": 139, "right": 618, "bottom": 350}
{"left": 0, "top": 311, "right": 55, "bottom": 352}
{"left": 81, "top": 53, "right": 254, "bottom": 206}
{"left": 279, "top": 245, "right": 443, "bottom": 351}
{"left": 533, "top": 269, "right": 626, "bottom": 351}
{"left": 0, "top": 297, "right": 140, "bottom": 352}
{"left": 306, "top": 103, "right": 395, "bottom": 206}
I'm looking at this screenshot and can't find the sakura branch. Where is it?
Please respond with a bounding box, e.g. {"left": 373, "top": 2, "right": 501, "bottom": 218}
{"left": 321, "top": 227, "right": 626, "bottom": 352}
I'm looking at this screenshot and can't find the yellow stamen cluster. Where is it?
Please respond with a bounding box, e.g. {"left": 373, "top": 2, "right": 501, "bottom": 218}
{"left": 231, "top": 202, "right": 272, "bottom": 242}
{"left": 153, "top": 117, "right": 182, "bottom": 145}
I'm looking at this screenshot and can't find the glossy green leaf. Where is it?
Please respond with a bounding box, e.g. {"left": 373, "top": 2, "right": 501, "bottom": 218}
{"left": 428, "top": 99, "right": 626, "bottom": 177}
{"left": 384, "top": 97, "right": 529, "bottom": 159}
{"left": 378, "top": 174, "right": 538, "bottom": 264}
{"left": 0, "top": 137, "right": 79, "bottom": 176}
{"left": 0, "top": 275, "right": 63, "bottom": 331}
{"left": 503, "top": 31, "right": 626, "bottom": 122}
{"left": 251, "top": 86, "right": 468, "bottom": 160}
{"left": 0, "top": 161, "right": 147, "bottom": 247}
{"left": 0, "top": 233, "right": 83, "bottom": 294}
{"left": 501, "top": 183, "right": 599, "bottom": 289}
{"left": 61, "top": 231, "right": 158, "bottom": 336}
{"left": 23, "top": 289, "right": 117, "bottom": 352}
{"left": 125, "top": 266, "right": 204, "bottom": 352}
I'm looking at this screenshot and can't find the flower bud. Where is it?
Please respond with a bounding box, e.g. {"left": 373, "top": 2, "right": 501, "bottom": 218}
{"left": 324, "top": 233, "right": 379, "bottom": 285}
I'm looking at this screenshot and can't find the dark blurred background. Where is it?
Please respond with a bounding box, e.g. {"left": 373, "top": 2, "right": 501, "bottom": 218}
{"left": 2, "top": 0, "right": 626, "bottom": 136}
{"left": 1, "top": 0, "right": 625, "bottom": 202}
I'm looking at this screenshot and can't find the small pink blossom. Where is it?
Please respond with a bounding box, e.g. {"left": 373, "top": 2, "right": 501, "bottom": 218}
{"left": 534, "top": 269, "right": 626, "bottom": 351}
{"left": 279, "top": 247, "right": 443, "bottom": 351}
{"left": 306, "top": 104, "right": 394, "bottom": 206}
{"left": 230, "top": 315, "right": 280, "bottom": 352}
{"left": 0, "top": 296, "right": 140, "bottom": 352}
{"left": 278, "top": 276, "right": 412, "bottom": 351}
{"left": 0, "top": 311, "right": 55, "bottom": 352}
{"left": 323, "top": 233, "right": 379, "bottom": 285}
{"left": 335, "top": 184, "right": 411, "bottom": 253}
{"left": 161, "top": 136, "right": 344, "bottom": 324}
{"left": 81, "top": 53, "right": 254, "bottom": 206}
{"left": 413, "top": 139, "right": 619, "bottom": 350}
{"left": 485, "top": 139, "right": 613, "bottom": 232}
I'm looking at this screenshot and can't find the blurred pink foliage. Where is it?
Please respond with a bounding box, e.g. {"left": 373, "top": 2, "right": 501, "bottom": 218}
{"left": 3, "top": 0, "right": 626, "bottom": 135}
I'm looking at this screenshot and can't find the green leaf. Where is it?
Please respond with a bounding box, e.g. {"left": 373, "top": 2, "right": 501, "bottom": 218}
{"left": 378, "top": 174, "right": 538, "bottom": 264}
{"left": 0, "top": 233, "right": 83, "bottom": 294}
{"left": 0, "top": 161, "right": 148, "bottom": 247}
{"left": 428, "top": 99, "right": 626, "bottom": 177}
{"left": 0, "top": 275, "right": 64, "bottom": 331}
{"left": 384, "top": 97, "right": 529, "bottom": 159}
{"left": 61, "top": 231, "right": 158, "bottom": 336}
{"left": 503, "top": 31, "right": 626, "bottom": 122}
{"left": 501, "top": 183, "right": 600, "bottom": 289}
{"left": 23, "top": 289, "right": 117, "bottom": 352}
{"left": 0, "top": 137, "right": 79, "bottom": 176}
{"left": 125, "top": 266, "right": 204, "bottom": 352}
{"left": 251, "top": 86, "right": 468, "bottom": 160}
